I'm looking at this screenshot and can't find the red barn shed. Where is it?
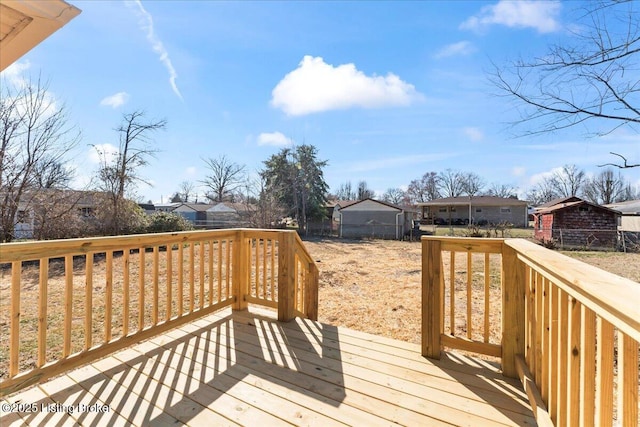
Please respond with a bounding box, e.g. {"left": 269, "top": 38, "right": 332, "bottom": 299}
{"left": 533, "top": 198, "right": 621, "bottom": 249}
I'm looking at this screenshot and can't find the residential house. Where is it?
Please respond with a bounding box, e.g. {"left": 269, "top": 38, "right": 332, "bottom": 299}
{"left": 170, "top": 203, "right": 210, "bottom": 225}
{"left": 9, "top": 189, "right": 100, "bottom": 239}
{"left": 150, "top": 202, "right": 255, "bottom": 229}
{"left": 418, "top": 196, "right": 529, "bottom": 227}
{"left": 603, "top": 199, "right": 640, "bottom": 232}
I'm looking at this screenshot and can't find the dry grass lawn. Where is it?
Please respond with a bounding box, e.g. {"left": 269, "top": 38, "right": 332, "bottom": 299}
{"left": 303, "top": 237, "right": 640, "bottom": 345}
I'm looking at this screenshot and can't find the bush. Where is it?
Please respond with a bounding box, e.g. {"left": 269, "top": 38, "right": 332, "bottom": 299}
{"left": 539, "top": 238, "right": 557, "bottom": 249}
{"left": 91, "top": 196, "right": 149, "bottom": 236}
{"left": 147, "top": 212, "right": 193, "bottom": 233}
{"left": 465, "top": 224, "right": 484, "bottom": 237}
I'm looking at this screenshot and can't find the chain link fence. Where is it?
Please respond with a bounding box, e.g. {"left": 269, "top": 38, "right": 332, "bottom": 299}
{"left": 538, "top": 228, "right": 639, "bottom": 252}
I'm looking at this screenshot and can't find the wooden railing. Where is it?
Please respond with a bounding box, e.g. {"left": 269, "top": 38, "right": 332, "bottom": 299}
{"left": 421, "top": 236, "right": 640, "bottom": 427}
{"left": 0, "top": 229, "right": 318, "bottom": 396}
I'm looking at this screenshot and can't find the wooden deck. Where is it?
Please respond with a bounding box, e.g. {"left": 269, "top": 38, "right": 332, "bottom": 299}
{"left": 1, "top": 308, "right": 536, "bottom": 426}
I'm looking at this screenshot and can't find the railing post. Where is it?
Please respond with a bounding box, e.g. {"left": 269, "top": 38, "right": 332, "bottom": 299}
{"left": 278, "top": 231, "right": 296, "bottom": 322}
{"left": 422, "top": 238, "right": 442, "bottom": 359}
{"left": 502, "top": 242, "right": 526, "bottom": 377}
{"left": 232, "top": 229, "right": 248, "bottom": 311}
{"left": 305, "top": 263, "right": 319, "bottom": 321}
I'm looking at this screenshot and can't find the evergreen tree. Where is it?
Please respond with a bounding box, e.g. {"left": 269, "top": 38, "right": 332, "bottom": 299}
{"left": 261, "top": 144, "right": 328, "bottom": 233}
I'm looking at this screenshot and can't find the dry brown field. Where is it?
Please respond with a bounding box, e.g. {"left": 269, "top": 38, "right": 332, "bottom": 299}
{"left": 304, "top": 237, "right": 640, "bottom": 345}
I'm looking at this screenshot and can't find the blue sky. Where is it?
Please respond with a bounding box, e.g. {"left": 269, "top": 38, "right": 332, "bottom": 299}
{"left": 3, "top": 0, "right": 640, "bottom": 203}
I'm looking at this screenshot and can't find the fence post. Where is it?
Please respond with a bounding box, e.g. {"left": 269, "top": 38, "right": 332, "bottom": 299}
{"left": 305, "top": 263, "right": 319, "bottom": 321}
{"left": 502, "top": 242, "right": 526, "bottom": 377}
{"left": 232, "top": 229, "right": 248, "bottom": 311}
{"left": 422, "top": 238, "right": 442, "bottom": 359}
{"left": 278, "top": 231, "right": 296, "bottom": 322}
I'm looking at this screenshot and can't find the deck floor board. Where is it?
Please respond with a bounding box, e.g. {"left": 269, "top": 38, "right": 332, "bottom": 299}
{"left": 1, "top": 308, "right": 536, "bottom": 426}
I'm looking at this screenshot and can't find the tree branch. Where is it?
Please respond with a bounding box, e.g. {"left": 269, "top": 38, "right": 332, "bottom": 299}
{"left": 597, "top": 152, "right": 640, "bottom": 168}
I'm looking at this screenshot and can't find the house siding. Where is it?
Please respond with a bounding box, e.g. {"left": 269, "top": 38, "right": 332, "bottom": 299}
{"left": 553, "top": 207, "right": 618, "bottom": 248}
{"left": 471, "top": 205, "right": 527, "bottom": 227}
{"left": 536, "top": 204, "right": 619, "bottom": 249}
{"left": 423, "top": 205, "right": 528, "bottom": 227}
{"left": 340, "top": 210, "right": 402, "bottom": 239}
{"left": 534, "top": 213, "right": 553, "bottom": 242}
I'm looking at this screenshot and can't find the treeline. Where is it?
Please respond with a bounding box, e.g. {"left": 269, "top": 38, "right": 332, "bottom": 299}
{"left": 333, "top": 165, "right": 640, "bottom": 207}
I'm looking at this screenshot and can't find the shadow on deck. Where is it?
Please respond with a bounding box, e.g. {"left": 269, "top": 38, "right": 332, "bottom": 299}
{"left": 2, "top": 308, "right": 535, "bottom": 426}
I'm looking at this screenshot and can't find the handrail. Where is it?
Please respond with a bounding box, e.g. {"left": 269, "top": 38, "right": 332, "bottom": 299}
{"left": 0, "top": 230, "right": 239, "bottom": 263}
{"left": 505, "top": 239, "right": 640, "bottom": 343}
{"left": 0, "top": 228, "right": 319, "bottom": 396}
{"left": 293, "top": 231, "right": 315, "bottom": 265}
{"left": 421, "top": 236, "right": 640, "bottom": 426}
{"left": 293, "top": 232, "right": 319, "bottom": 321}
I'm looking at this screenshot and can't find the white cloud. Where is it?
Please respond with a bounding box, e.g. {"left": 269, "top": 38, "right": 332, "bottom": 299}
{"left": 463, "top": 127, "right": 484, "bottom": 142}
{"left": 460, "top": 0, "right": 561, "bottom": 34}
{"left": 127, "top": 0, "right": 183, "bottom": 100}
{"left": 258, "top": 132, "right": 293, "bottom": 147}
{"left": 271, "top": 56, "right": 423, "bottom": 116}
{"left": 185, "top": 166, "right": 197, "bottom": 177}
{"left": 528, "top": 166, "right": 563, "bottom": 186}
{"left": 89, "top": 143, "right": 119, "bottom": 164}
{"left": 100, "top": 92, "right": 130, "bottom": 108}
{"left": 0, "top": 61, "right": 31, "bottom": 87}
{"left": 434, "top": 41, "right": 475, "bottom": 59}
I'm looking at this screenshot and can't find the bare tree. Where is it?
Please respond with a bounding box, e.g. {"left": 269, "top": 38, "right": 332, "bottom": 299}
{"left": 0, "top": 77, "right": 80, "bottom": 242}
{"left": 491, "top": 1, "right": 640, "bottom": 168}
{"left": 460, "top": 172, "right": 485, "bottom": 196}
{"left": 551, "top": 164, "right": 586, "bottom": 198}
{"left": 177, "top": 180, "right": 195, "bottom": 203}
{"left": 583, "top": 169, "right": 626, "bottom": 204}
{"left": 622, "top": 182, "right": 640, "bottom": 200}
{"left": 244, "top": 173, "right": 282, "bottom": 228}
{"left": 334, "top": 181, "right": 356, "bottom": 200}
{"left": 486, "top": 183, "right": 518, "bottom": 198}
{"left": 406, "top": 172, "right": 440, "bottom": 203}
{"left": 438, "top": 169, "right": 465, "bottom": 198}
{"left": 357, "top": 180, "right": 375, "bottom": 200}
{"left": 526, "top": 178, "right": 558, "bottom": 206}
{"left": 33, "top": 159, "right": 74, "bottom": 189}
{"left": 94, "top": 111, "right": 166, "bottom": 235}
{"left": 381, "top": 188, "right": 406, "bottom": 205}
{"left": 201, "top": 155, "right": 245, "bottom": 203}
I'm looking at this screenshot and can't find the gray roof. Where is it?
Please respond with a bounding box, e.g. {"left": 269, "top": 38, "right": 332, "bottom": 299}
{"left": 603, "top": 199, "right": 640, "bottom": 215}
{"left": 536, "top": 200, "right": 620, "bottom": 215}
{"left": 537, "top": 196, "right": 582, "bottom": 208}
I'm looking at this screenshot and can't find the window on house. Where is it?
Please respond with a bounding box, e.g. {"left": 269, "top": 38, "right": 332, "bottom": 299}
{"left": 475, "top": 208, "right": 482, "bottom": 213}
{"left": 439, "top": 208, "right": 447, "bottom": 213}
{"left": 538, "top": 215, "right": 542, "bottom": 229}
{"left": 500, "top": 207, "right": 511, "bottom": 214}
{"left": 79, "top": 207, "right": 94, "bottom": 217}
{"left": 579, "top": 206, "right": 589, "bottom": 212}
{"left": 450, "top": 207, "right": 456, "bottom": 212}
